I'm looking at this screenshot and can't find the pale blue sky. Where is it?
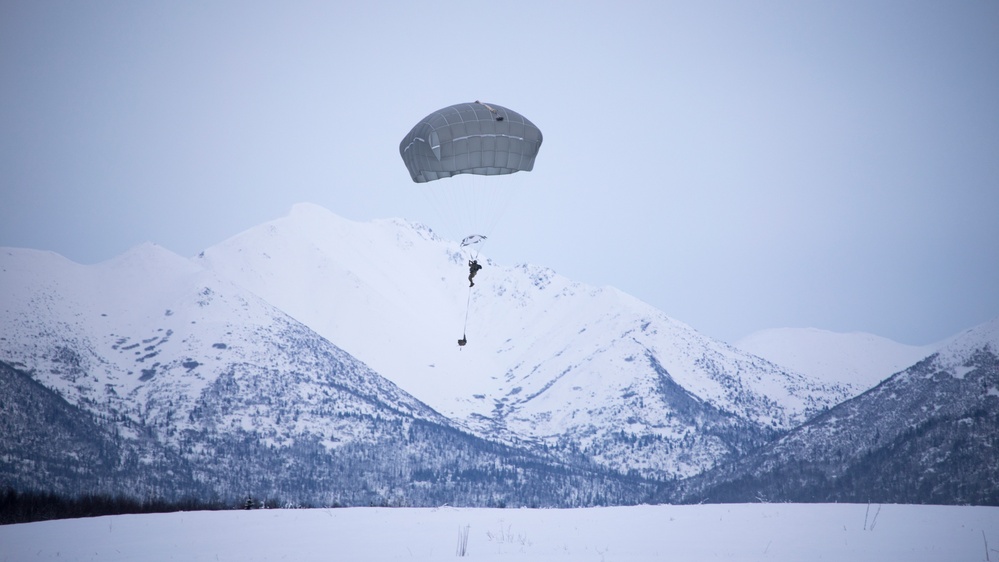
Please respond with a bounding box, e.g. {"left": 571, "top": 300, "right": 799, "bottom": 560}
{"left": 2, "top": 1, "right": 998, "bottom": 346}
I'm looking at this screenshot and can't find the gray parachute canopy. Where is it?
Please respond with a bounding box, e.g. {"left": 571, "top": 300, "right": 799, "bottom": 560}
{"left": 400, "top": 101, "right": 543, "bottom": 183}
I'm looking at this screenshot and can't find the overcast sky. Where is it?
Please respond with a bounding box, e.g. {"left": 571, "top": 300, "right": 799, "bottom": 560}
{"left": 3, "top": 1, "right": 998, "bottom": 346}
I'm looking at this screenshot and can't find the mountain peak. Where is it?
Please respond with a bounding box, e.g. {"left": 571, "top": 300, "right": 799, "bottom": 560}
{"left": 933, "top": 315, "right": 999, "bottom": 368}
{"left": 101, "top": 241, "right": 195, "bottom": 270}
{"left": 735, "top": 327, "right": 937, "bottom": 392}
{"left": 190, "top": 204, "right": 858, "bottom": 478}
{"left": 288, "top": 201, "right": 333, "bottom": 215}
{"left": 286, "top": 201, "right": 351, "bottom": 224}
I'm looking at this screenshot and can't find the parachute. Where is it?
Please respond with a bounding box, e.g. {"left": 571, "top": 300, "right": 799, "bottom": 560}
{"left": 400, "top": 101, "right": 543, "bottom": 348}
{"left": 399, "top": 101, "right": 543, "bottom": 183}
{"left": 460, "top": 234, "right": 487, "bottom": 248}
{"left": 399, "top": 101, "right": 543, "bottom": 245}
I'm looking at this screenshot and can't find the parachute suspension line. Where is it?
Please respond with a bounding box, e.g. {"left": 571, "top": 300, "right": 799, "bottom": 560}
{"left": 464, "top": 236, "right": 485, "bottom": 261}
{"left": 419, "top": 178, "right": 464, "bottom": 243}
{"left": 463, "top": 281, "right": 473, "bottom": 337}
{"left": 419, "top": 172, "right": 520, "bottom": 255}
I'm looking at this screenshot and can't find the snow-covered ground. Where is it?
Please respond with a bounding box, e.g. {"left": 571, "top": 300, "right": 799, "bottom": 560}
{"left": 3, "top": 504, "right": 996, "bottom": 561}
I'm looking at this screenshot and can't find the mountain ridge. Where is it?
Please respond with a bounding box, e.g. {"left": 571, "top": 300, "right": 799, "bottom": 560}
{"left": 192, "top": 204, "right": 854, "bottom": 479}
{"left": 1, "top": 240, "right": 663, "bottom": 506}
{"left": 678, "top": 316, "right": 999, "bottom": 505}
{"left": 3, "top": 203, "right": 994, "bottom": 505}
{"left": 735, "top": 327, "right": 939, "bottom": 392}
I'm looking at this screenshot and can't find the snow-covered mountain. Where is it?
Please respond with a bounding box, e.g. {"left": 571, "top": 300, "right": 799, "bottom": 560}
{"left": 0, "top": 243, "right": 650, "bottom": 505}
{"left": 3, "top": 202, "right": 992, "bottom": 506}
{"left": 735, "top": 328, "right": 938, "bottom": 393}
{"left": 193, "top": 203, "right": 853, "bottom": 479}
{"left": 681, "top": 317, "right": 999, "bottom": 505}
{"left": 0, "top": 243, "right": 445, "bottom": 432}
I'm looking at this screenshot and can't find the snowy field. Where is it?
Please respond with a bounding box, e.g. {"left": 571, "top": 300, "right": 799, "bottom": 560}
{"left": 3, "top": 504, "right": 998, "bottom": 561}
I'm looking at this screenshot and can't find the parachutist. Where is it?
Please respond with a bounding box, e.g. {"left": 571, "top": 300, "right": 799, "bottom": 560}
{"left": 468, "top": 259, "right": 482, "bottom": 287}
{"left": 400, "top": 102, "right": 541, "bottom": 349}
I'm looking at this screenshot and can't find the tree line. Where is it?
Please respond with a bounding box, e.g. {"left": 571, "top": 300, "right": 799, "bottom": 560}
{"left": 0, "top": 487, "right": 232, "bottom": 525}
